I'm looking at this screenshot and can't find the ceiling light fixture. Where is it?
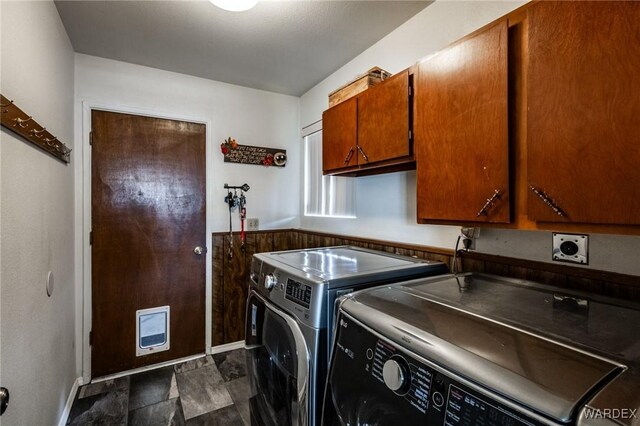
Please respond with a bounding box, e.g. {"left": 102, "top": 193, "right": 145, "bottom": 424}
{"left": 210, "top": 0, "right": 258, "bottom": 12}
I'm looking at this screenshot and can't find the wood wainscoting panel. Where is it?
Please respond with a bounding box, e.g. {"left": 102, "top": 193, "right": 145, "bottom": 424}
{"left": 212, "top": 234, "right": 225, "bottom": 346}
{"left": 211, "top": 229, "right": 454, "bottom": 345}
{"left": 460, "top": 251, "right": 640, "bottom": 303}
{"left": 212, "top": 229, "right": 640, "bottom": 346}
{"left": 223, "top": 235, "right": 247, "bottom": 343}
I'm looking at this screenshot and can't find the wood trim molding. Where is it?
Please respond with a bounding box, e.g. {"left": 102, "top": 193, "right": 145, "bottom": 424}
{"left": 212, "top": 228, "right": 297, "bottom": 236}
{"left": 212, "top": 228, "right": 455, "bottom": 256}
{"left": 460, "top": 251, "right": 640, "bottom": 287}
{"left": 297, "top": 229, "right": 454, "bottom": 256}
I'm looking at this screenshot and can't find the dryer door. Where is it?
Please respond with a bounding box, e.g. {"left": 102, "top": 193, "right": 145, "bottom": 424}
{"left": 246, "top": 291, "right": 310, "bottom": 426}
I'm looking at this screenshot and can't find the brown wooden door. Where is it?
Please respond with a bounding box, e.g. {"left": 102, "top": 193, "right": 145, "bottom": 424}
{"left": 415, "top": 21, "right": 509, "bottom": 223}
{"left": 527, "top": 1, "right": 640, "bottom": 224}
{"left": 357, "top": 70, "right": 410, "bottom": 165}
{"left": 91, "top": 110, "right": 206, "bottom": 377}
{"left": 322, "top": 97, "right": 357, "bottom": 173}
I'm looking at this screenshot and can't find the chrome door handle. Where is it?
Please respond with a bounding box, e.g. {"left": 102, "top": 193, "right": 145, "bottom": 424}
{"left": 1, "top": 387, "right": 9, "bottom": 415}
{"left": 477, "top": 189, "right": 502, "bottom": 217}
{"left": 357, "top": 145, "right": 369, "bottom": 162}
{"left": 193, "top": 246, "right": 207, "bottom": 255}
{"left": 343, "top": 147, "right": 355, "bottom": 166}
{"left": 529, "top": 185, "right": 565, "bottom": 217}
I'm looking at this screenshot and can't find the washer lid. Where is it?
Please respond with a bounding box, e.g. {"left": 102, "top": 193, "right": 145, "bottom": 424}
{"left": 262, "top": 246, "right": 444, "bottom": 285}
{"left": 341, "top": 273, "right": 633, "bottom": 423}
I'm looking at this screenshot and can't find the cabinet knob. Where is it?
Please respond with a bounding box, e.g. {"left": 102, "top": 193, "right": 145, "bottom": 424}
{"left": 193, "top": 246, "right": 207, "bottom": 255}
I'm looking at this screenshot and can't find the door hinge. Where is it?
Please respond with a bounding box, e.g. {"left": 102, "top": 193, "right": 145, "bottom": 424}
{"left": 89, "top": 131, "right": 93, "bottom": 146}
{"left": 408, "top": 86, "right": 413, "bottom": 96}
{"left": 89, "top": 330, "right": 93, "bottom": 346}
{"left": 409, "top": 130, "right": 413, "bottom": 141}
{"left": 89, "top": 231, "right": 93, "bottom": 245}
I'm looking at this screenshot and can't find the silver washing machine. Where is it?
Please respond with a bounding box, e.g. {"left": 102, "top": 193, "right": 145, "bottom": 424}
{"left": 323, "top": 272, "right": 640, "bottom": 425}
{"left": 244, "top": 246, "right": 448, "bottom": 426}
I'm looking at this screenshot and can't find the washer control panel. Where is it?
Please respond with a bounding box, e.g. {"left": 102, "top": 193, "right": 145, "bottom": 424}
{"left": 323, "top": 314, "right": 547, "bottom": 426}
{"left": 285, "top": 278, "right": 311, "bottom": 308}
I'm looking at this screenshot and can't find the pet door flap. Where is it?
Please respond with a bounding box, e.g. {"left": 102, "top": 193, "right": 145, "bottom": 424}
{"left": 136, "top": 306, "right": 170, "bottom": 356}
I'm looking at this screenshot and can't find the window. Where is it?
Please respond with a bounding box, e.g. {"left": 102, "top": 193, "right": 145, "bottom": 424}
{"left": 304, "top": 130, "right": 356, "bottom": 218}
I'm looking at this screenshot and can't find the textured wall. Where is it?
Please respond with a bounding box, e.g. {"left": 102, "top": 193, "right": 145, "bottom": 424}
{"left": 0, "top": 1, "right": 77, "bottom": 425}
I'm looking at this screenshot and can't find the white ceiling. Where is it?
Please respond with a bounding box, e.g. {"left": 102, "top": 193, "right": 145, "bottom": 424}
{"left": 55, "top": 1, "right": 431, "bottom": 96}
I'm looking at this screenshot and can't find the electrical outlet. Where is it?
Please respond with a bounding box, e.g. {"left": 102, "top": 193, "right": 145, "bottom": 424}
{"left": 460, "top": 227, "right": 480, "bottom": 239}
{"left": 552, "top": 233, "right": 588, "bottom": 265}
{"left": 460, "top": 227, "right": 480, "bottom": 250}
{"left": 247, "top": 218, "right": 259, "bottom": 231}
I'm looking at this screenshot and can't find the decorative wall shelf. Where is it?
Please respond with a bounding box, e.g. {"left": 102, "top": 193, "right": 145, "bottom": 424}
{"left": 1, "top": 94, "right": 71, "bottom": 163}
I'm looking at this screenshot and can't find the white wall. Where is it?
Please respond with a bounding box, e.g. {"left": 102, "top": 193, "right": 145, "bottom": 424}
{"left": 299, "top": 0, "right": 640, "bottom": 276}
{"left": 74, "top": 53, "right": 301, "bottom": 375}
{"left": 75, "top": 54, "right": 301, "bottom": 233}
{"left": 300, "top": 1, "right": 527, "bottom": 250}
{"left": 0, "top": 2, "right": 77, "bottom": 425}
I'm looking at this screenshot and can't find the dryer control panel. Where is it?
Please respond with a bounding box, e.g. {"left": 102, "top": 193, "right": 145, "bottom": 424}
{"left": 323, "top": 313, "right": 549, "bottom": 426}
{"left": 285, "top": 278, "right": 312, "bottom": 308}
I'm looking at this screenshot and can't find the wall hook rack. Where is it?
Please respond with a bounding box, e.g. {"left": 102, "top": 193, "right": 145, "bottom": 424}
{"left": 224, "top": 183, "right": 250, "bottom": 192}
{"left": 223, "top": 183, "right": 250, "bottom": 260}
{"left": 0, "top": 94, "right": 71, "bottom": 163}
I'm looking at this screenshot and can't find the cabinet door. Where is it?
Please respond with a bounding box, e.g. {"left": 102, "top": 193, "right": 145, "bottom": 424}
{"left": 415, "top": 21, "right": 509, "bottom": 222}
{"left": 527, "top": 1, "right": 640, "bottom": 224}
{"left": 322, "top": 98, "right": 357, "bottom": 173}
{"left": 357, "top": 70, "right": 410, "bottom": 164}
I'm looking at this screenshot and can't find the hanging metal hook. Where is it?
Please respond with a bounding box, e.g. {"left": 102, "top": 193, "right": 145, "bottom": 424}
{"left": 13, "top": 116, "right": 33, "bottom": 128}
{"left": 30, "top": 127, "right": 46, "bottom": 138}
{"left": 44, "top": 136, "right": 58, "bottom": 147}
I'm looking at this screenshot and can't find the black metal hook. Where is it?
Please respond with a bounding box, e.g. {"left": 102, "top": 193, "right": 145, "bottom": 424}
{"left": 224, "top": 183, "right": 250, "bottom": 192}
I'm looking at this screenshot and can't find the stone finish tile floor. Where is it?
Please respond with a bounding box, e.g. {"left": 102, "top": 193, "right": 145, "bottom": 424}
{"left": 67, "top": 349, "right": 249, "bottom": 426}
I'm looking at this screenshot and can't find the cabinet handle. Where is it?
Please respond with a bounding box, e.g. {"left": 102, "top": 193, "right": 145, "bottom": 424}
{"left": 357, "top": 146, "right": 369, "bottom": 163}
{"left": 343, "top": 147, "right": 355, "bottom": 166}
{"left": 529, "top": 186, "right": 565, "bottom": 217}
{"left": 477, "top": 189, "right": 502, "bottom": 217}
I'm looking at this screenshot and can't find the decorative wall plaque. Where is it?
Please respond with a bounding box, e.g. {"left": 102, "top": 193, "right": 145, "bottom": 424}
{"left": 223, "top": 143, "right": 287, "bottom": 167}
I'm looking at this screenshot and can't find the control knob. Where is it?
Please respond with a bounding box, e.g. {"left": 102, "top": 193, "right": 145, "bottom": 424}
{"left": 382, "top": 356, "right": 411, "bottom": 395}
{"left": 264, "top": 273, "right": 277, "bottom": 291}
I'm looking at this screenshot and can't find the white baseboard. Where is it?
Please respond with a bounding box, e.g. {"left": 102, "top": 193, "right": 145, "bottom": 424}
{"left": 58, "top": 376, "right": 83, "bottom": 426}
{"left": 210, "top": 340, "right": 245, "bottom": 354}
{"left": 92, "top": 353, "right": 205, "bottom": 383}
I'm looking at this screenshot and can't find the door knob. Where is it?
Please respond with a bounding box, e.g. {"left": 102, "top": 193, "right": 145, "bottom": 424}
{"left": 193, "top": 246, "right": 207, "bottom": 255}
{"left": 1, "top": 387, "right": 9, "bottom": 415}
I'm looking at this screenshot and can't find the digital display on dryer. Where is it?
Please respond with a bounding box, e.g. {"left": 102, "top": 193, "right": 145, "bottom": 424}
{"left": 445, "top": 385, "right": 539, "bottom": 426}
{"left": 285, "top": 279, "right": 311, "bottom": 308}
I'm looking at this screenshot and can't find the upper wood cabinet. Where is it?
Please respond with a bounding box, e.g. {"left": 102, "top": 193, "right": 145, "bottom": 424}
{"left": 322, "top": 70, "right": 413, "bottom": 176}
{"left": 322, "top": 97, "right": 357, "bottom": 173}
{"left": 415, "top": 21, "right": 509, "bottom": 223}
{"left": 527, "top": 1, "right": 640, "bottom": 225}
{"left": 357, "top": 70, "right": 410, "bottom": 165}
